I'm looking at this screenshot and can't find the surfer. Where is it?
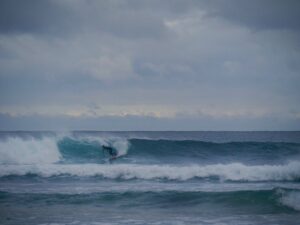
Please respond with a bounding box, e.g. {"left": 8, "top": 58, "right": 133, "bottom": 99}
{"left": 102, "top": 145, "right": 118, "bottom": 160}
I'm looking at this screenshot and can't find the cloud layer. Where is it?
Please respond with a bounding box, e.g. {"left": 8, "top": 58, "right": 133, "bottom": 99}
{"left": 0, "top": 0, "right": 299, "bottom": 130}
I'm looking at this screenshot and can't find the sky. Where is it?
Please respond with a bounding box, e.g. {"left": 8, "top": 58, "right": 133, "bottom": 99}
{"left": 0, "top": 0, "right": 300, "bottom": 131}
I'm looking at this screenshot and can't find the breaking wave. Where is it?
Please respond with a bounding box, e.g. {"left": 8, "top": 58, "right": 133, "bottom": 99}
{"left": 0, "top": 136, "right": 129, "bottom": 165}
{"left": 279, "top": 189, "right": 300, "bottom": 211}
{"left": 1, "top": 161, "right": 300, "bottom": 181}
{"left": 0, "top": 137, "right": 61, "bottom": 164}
{"left": 0, "top": 136, "right": 299, "bottom": 165}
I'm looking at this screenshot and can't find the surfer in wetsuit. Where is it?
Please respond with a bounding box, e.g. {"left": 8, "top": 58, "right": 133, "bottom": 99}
{"left": 102, "top": 145, "right": 118, "bottom": 160}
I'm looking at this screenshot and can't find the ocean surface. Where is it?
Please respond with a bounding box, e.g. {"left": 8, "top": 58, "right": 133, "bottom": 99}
{"left": 0, "top": 131, "right": 300, "bottom": 225}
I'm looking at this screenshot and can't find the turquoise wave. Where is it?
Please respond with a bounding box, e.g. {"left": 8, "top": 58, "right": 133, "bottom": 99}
{"left": 57, "top": 137, "right": 300, "bottom": 164}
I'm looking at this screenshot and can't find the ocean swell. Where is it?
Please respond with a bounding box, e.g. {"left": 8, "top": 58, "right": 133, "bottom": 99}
{"left": 0, "top": 188, "right": 299, "bottom": 212}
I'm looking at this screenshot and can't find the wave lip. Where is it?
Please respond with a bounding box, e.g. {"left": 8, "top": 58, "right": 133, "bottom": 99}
{"left": 1, "top": 161, "right": 300, "bottom": 182}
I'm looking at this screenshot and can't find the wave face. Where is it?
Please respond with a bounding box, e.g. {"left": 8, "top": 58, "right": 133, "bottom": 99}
{"left": 0, "top": 131, "right": 300, "bottom": 225}
{"left": 128, "top": 139, "right": 300, "bottom": 164}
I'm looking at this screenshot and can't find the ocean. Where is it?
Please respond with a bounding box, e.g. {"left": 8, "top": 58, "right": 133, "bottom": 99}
{"left": 0, "top": 131, "right": 300, "bottom": 225}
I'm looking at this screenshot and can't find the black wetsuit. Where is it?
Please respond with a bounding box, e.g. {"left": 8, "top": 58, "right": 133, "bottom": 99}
{"left": 102, "top": 145, "right": 117, "bottom": 157}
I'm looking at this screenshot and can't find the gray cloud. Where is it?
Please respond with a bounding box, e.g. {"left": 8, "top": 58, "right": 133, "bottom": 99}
{"left": 0, "top": 0, "right": 299, "bottom": 130}
{"left": 1, "top": 0, "right": 299, "bottom": 37}
{"left": 201, "top": 0, "right": 300, "bottom": 30}
{"left": 0, "top": 0, "right": 76, "bottom": 35}
{"left": 0, "top": 0, "right": 170, "bottom": 38}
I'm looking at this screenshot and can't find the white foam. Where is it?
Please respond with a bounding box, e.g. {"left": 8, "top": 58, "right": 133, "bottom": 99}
{"left": 0, "top": 137, "right": 61, "bottom": 164}
{"left": 1, "top": 161, "right": 299, "bottom": 181}
{"left": 280, "top": 190, "right": 300, "bottom": 211}
{"left": 111, "top": 139, "right": 129, "bottom": 156}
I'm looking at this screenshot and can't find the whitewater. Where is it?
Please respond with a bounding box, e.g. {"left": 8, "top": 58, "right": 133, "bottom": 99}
{"left": 0, "top": 131, "right": 300, "bottom": 225}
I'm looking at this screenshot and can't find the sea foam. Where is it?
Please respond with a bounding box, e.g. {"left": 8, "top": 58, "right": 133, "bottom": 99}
{"left": 1, "top": 161, "right": 299, "bottom": 181}
{"left": 280, "top": 190, "right": 300, "bottom": 211}
{"left": 0, "top": 137, "right": 61, "bottom": 164}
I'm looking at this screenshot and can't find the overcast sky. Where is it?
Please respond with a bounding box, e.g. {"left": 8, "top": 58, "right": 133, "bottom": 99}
{"left": 0, "top": 0, "right": 299, "bottom": 130}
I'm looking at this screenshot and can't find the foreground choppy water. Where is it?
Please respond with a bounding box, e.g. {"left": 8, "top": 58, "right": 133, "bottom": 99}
{"left": 0, "top": 131, "right": 300, "bottom": 225}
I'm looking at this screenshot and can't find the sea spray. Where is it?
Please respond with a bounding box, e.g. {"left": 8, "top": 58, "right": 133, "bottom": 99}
{"left": 0, "top": 137, "right": 61, "bottom": 164}
{"left": 279, "top": 189, "right": 300, "bottom": 211}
